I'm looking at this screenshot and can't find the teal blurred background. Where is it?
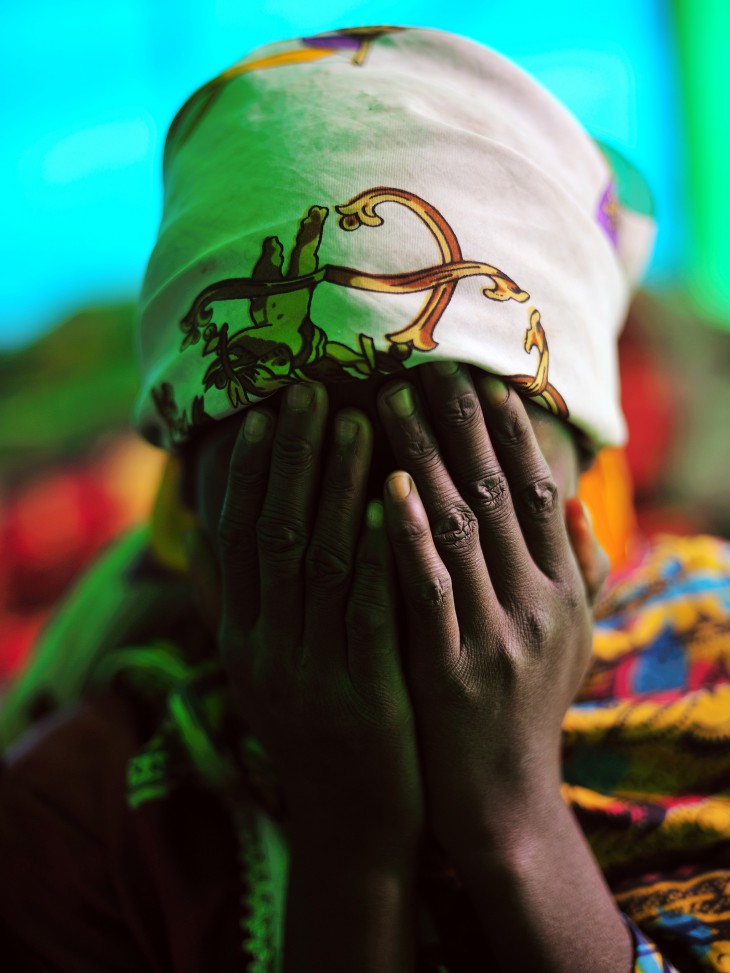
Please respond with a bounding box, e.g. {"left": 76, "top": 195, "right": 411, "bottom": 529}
{"left": 3, "top": 0, "right": 729, "bottom": 347}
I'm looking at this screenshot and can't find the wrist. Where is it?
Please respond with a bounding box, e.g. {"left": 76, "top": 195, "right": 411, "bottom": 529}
{"left": 287, "top": 809, "right": 422, "bottom": 867}
{"left": 436, "top": 774, "right": 566, "bottom": 870}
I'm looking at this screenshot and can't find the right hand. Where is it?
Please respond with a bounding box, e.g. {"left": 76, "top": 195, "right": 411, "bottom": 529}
{"left": 187, "top": 382, "right": 423, "bottom": 842}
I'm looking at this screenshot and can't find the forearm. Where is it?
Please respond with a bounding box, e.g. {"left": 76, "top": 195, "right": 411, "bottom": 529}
{"left": 450, "top": 786, "right": 633, "bottom": 973}
{"left": 283, "top": 822, "right": 419, "bottom": 973}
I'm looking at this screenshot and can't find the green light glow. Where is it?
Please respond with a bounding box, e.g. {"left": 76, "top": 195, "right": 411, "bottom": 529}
{"left": 673, "top": 0, "right": 730, "bottom": 327}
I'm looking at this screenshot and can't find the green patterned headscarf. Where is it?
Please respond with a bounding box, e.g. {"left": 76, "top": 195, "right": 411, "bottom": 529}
{"left": 133, "top": 27, "right": 655, "bottom": 452}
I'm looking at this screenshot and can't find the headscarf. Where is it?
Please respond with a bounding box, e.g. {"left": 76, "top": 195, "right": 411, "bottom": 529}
{"left": 132, "top": 26, "right": 655, "bottom": 454}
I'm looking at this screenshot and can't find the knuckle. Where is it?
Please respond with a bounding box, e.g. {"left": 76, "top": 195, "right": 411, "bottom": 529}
{"left": 493, "top": 407, "right": 528, "bottom": 448}
{"left": 515, "top": 602, "right": 552, "bottom": 653}
{"left": 431, "top": 506, "right": 479, "bottom": 552}
{"left": 406, "top": 573, "right": 452, "bottom": 612}
{"left": 346, "top": 599, "right": 390, "bottom": 644}
{"left": 443, "top": 391, "right": 481, "bottom": 427}
{"left": 389, "top": 516, "right": 432, "bottom": 549}
{"left": 324, "top": 463, "right": 358, "bottom": 504}
{"left": 306, "top": 542, "right": 351, "bottom": 589}
{"left": 520, "top": 477, "right": 558, "bottom": 517}
{"left": 469, "top": 472, "right": 510, "bottom": 514}
{"left": 273, "top": 434, "right": 315, "bottom": 475}
{"left": 559, "top": 578, "right": 586, "bottom": 614}
{"left": 401, "top": 425, "right": 440, "bottom": 467}
{"left": 227, "top": 458, "right": 267, "bottom": 495}
{"left": 256, "top": 515, "right": 306, "bottom": 561}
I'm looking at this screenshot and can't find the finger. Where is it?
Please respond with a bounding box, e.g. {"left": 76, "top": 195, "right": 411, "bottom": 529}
{"left": 419, "top": 362, "right": 535, "bottom": 597}
{"left": 377, "top": 381, "right": 496, "bottom": 631}
{"left": 477, "top": 375, "right": 574, "bottom": 584}
{"left": 184, "top": 526, "right": 221, "bottom": 637}
{"left": 565, "top": 498, "right": 611, "bottom": 607}
{"left": 383, "top": 472, "right": 460, "bottom": 670}
{"left": 304, "top": 409, "right": 374, "bottom": 651}
{"left": 217, "top": 408, "right": 274, "bottom": 631}
{"left": 345, "top": 500, "right": 401, "bottom": 689}
{"left": 257, "top": 382, "right": 328, "bottom": 646}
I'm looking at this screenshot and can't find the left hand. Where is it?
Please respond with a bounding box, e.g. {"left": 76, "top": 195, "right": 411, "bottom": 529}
{"left": 377, "top": 363, "right": 596, "bottom": 858}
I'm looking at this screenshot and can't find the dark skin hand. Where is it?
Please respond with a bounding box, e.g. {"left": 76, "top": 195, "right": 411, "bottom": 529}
{"left": 185, "top": 365, "right": 617, "bottom": 971}
{"left": 187, "top": 382, "right": 422, "bottom": 972}
{"left": 376, "top": 361, "right": 630, "bottom": 972}
{"left": 377, "top": 363, "right": 593, "bottom": 838}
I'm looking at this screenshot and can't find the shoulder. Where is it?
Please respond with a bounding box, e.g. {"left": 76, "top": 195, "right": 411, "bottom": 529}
{"left": 0, "top": 691, "right": 241, "bottom": 971}
{"left": 0, "top": 693, "right": 152, "bottom": 970}
{"left": 2, "top": 690, "right": 146, "bottom": 829}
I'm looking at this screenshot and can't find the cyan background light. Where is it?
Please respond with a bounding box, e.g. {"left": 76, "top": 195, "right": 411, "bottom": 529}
{"left": 672, "top": 0, "right": 730, "bottom": 321}
{"left": 3, "top": 0, "right": 687, "bottom": 348}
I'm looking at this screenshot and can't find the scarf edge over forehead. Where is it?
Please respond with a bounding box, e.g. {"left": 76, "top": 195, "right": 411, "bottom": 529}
{"left": 132, "top": 25, "right": 656, "bottom": 453}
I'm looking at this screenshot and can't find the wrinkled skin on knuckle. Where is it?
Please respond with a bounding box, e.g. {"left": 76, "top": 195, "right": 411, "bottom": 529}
{"left": 402, "top": 423, "right": 440, "bottom": 467}
{"left": 272, "top": 434, "right": 315, "bottom": 476}
{"left": 406, "top": 573, "right": 452, "bottom": 612}
{"left": 325, "top": 465, "right": 358, "bottom": 503}
{"left": 431, "top": 506, "right": 479, "bottom": 554}
{"left": 390, "top": 516, "right": 432, "bottom": 550}
{"left": 305, "top": 542, "right": 351, "bottom": 589}
{"left": 256, "top": 515, "right": 306, "bottom": 561}
{"left": 469, "top": 472, "right": 510, "bottom": 516}
{"left": 227, "top": 460, "right": 268, "bottom": 496}
{"left": 492, "top": 405, "right": 526, "bottom": 447}
{"left": 443, "top": 390, "right": 480, "bottom": 427}
{"left": 520, "top": 477, "right": 558, "bottom": 517}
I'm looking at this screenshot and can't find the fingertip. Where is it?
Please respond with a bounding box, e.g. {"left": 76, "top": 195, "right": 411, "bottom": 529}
{"left": 479, "top": 373, "right": 509, "bottom": 406}
{"left": 242, "top": 408, "right": 272, "bottom": 444}
{"left": 565, "top": 496, "right": 587, "bottom": 534}
{"left": 385, "top": 471, "right": 413, "bottom": 503}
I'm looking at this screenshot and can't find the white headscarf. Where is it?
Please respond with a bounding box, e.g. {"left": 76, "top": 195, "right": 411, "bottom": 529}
{"left": 133, "top": 26, "right": 655, "bottom": 451}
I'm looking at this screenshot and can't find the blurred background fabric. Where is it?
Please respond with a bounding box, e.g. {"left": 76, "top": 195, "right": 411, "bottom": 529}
{"left": 2, "top": 0, "right": 729, "bottom": 689}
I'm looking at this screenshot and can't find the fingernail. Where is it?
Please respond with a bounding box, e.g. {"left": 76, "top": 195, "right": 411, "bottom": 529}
{"left": 481, "top": 374, "right": 508, "bottom": 404}
{"left": 386, "top": 385, "right": 415, "bottom": 418}
{"left": 387, "top": 471, "right": 412, "bottom": 500}
{"left": 335, "top": 413, "right": 359, "bottom": 446}
{"left": 244, "top": 410, "right": 269, "bottom": 442}
{"left": 580, "top": 499, "right": 593, "bottom": 528}
{"left": 433, "top": 360, "right": 459, "bottom": 376}
{"left": 287, "top": 383, "right": 314, "bottom": 412}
